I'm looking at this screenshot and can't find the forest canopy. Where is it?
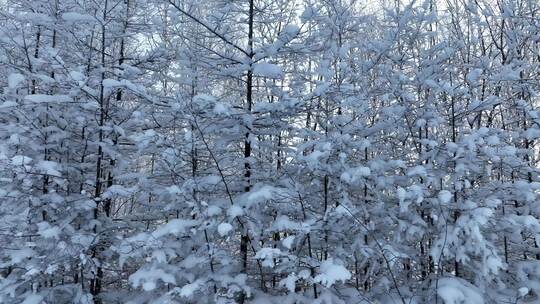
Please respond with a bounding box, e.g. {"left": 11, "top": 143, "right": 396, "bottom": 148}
{"left": 1, "top": 0, "right": 540, "bottom": 303}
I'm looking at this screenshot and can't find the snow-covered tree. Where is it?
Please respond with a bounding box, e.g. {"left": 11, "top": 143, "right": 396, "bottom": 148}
{"left": 1, "top": 0, "right": 540, "bottom": 303}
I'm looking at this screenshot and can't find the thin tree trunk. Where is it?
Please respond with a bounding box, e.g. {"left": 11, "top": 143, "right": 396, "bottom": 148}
{"left": 239, "top": 1, "right": 254, "bottom": 302}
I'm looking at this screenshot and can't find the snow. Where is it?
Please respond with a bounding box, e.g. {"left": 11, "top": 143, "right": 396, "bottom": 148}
{"left": 180, "top": 280, "right": 203, "bottom": 297}
{"left": 70, "top": 234, "right": 94, "bottom": 248}
{"left": 0, "top": 101, "right": 17, "bottom": 109}
{"left": 272, "top": 215, "right": 301, "bottom": 231}
{"left": 8, "top": 73, "right": 25, "bottom": 89}
{"left": 35, "top": 160, "right": 62, "bottom": 176}
{"left": 228, "top": 205, "right": 244, "bottom": 218}
{"left": 11, "top": 155, "right": 32, "bottom": 166}
{"left": 340, "top": 166, "right": 371, "bottom": 184}
{"left": 3, "top": 2, "right": 540, "bottom": 303}
{"left": 193, "top": 94, "right": 216, "bottom": 106}
{"left": 306, "top": 150, "right": 326, "bottom": 165}
{"left": 102, "top": 79, "right": 142, "bottom": 94}
{"left": 466, "top": 68, "right": 483, "bottom": 83}
{"left": 282, "top": 235, "right": 295, "bottom": 249}
{"left": 130, "top": 268, "right": 176, "bottom": 291}
{"left": 253, "top": 63, "right": 283, "bottom": 78}
{"left": 20, "top": 12, "right": 52, "bottom": 25}
{"left": 166, "top": 185, "right": 181, "bottom": 194}
{"left": 179, "top": 255, "right": 207, "bottom": 269}
{"left": 518, "top": 287, "right": 529, "bottom": 297}
{"left": 438, "top": 190, "right": 452, "bottom": 204}
{"left": 495, "top": 65, "right": 520, "bottom": 81}
{"left": 314, "top": 259, "right": 351, "bottom": 287}
{"left": 213, "top": 102, "right": 230, "bottom": 115}
{"left": 103, "top": 79, "right": 122, "bottom": 87}
{"left": 314, "top": 82, "right": 330, "bottom": 96}
{"left": 436, "top": 278, "right": 484, "bottom": 304}
{"left": 247, "top": 186, "right": 276, "bottom": 203}
{"left": 62, "top": 12, "right": 96, "bottom": 23}
{"left": 7, "top": 248, "right": 35, "bottom": 264}
{"left": 415, "top": 118, "right": 427, "bottom": 127}
{"left": 24, "top": 94, "right": 73, "bottom": 103}
{"left": 301, "top": 6, "right": 316, "bottom": 21}
{"left": 485, "top": 255, "right": 503, "bottom": 275}
{"left": 202, "top": 175, "right": 221, "bottom": 185}
{"left": 396, "top": 187, "right": 412, "bottom": 212}
{"left": 407, "top": 165, "right": 427, "bottom": 177}
{"left": 69, "top": 71, "right": 85, "bottom": 81}
{"left": 254, "top": 248, "right": 282, "bottom": 267}
{"left": 103, "top": 185, "right": 135, "bottom": 198}
{"left": 217, "top": 222, "right": 233, "bottom": 236}
{"left": 21, "top": 294, "right": 43, "bottom": 304}
{"left": 486, "top": 135, "right": 499, "bottom": 145}
{"left": 206, "top": 205, "right": 222, "bottom": 216}
{"left": 305, "top": 144, "right": 331, "bottom": 168}
{"left": 37, "top": 222, "right": 61, "bottom": 239}
{"left": 152, "top": 219, "right": 198, "bottom": 238}
{"left": 283, "top": 25, "right": 300, "bottom": 36}
{"left": 279, "top": 274, "right": 297, "bottom": 292}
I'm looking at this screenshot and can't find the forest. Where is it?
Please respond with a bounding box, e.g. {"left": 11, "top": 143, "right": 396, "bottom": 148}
{"left": 1, "top": 0, "right": 540, "bottom": 303}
